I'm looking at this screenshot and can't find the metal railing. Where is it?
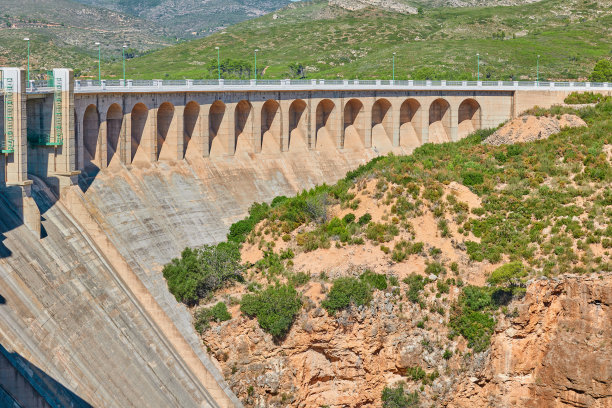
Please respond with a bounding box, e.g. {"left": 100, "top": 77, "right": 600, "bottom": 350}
{"left": 60, "top": 79, "right": 610, "bottom": 93}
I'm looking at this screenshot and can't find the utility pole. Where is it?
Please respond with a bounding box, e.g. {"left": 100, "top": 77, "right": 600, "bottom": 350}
{"left": 393, "top": 52, "right": 396, "bottom": 81}
{"left": 477, "top": 53, "right": 480, "bottom": 82}
{"left": 254, "top": 49, "right": 259, "bottom": 83}
{"left": 96, "top": 42, "right": 101, "bottom": 82}
{"left": 215, "top": 46, "right": 221, "bottom": 80}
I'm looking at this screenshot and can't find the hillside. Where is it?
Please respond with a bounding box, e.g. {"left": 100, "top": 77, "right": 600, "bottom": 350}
{"left": 108, "top": 0, "right": 612, "bottom": 81}
{"left": 0, "top": 0, "right": 170, "bottom": 76}
{"left": 72, "top": 0, "right": 295, "bottom": 38}
{"left": 161, "top": 97, "right": 612, "bottom": 406}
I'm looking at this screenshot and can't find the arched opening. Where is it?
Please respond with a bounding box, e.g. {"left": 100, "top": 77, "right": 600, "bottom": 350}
{"left": 131, "top": 103, "right": 149, "bottom": 163}
{"left": 343, "top": 99, "right": 365, "bottom": 150}
{"left": 371, "top": 98, "right": 393, "bottom": 153}
{"left": 261, "top": 99, "right": 281, "bottom": 153}
{"left": 289, "top": 99, "right": 308, "bottom": 152}
{"left": 106, "top": 103, "right": 123, "bottom": 166}
{"left": 184, "top": 101, "right": 200, "bottom": 158}
{"left": 73, "top": 108, "right": 79, "bottom": 170}
{"left": 209, "top": 100, "right": 227, "bottom": 157}
{"left": 315, "top": 99, "right": 336, "bottom": 150}
{"left": 458, "top": 99, "right": 481, "bottom": 139}
{"left": 83, "top": 104, "right": 100, "bottom": 174}
{"left": 400, "top": 99, "right": 422, "bottom": 150}
{"left": 235, "top": 100, "right": 253, "bottom": 154}
{"left": 429, "top": 98, "right": 451, "bottom": 144}
{"left": 157, "top": 102, "right": 175, "bottom": 160}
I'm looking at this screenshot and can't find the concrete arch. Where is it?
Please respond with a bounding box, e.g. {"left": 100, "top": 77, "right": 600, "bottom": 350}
{"left": 157, "top": 102, "right": 176, "bottom": 161}
{"left": 315, "top": 99, "right": 337, "bottom": 150}
{"left": 184, "top": 101, "right": 200, "bottom": 158}
{"left": 234, "top": 100, "right": 253, "bottom": 154}
{"left": 209, "top": 100, "right": 228, "bottom": 157}
{"left": 261, "top": 99, "right": 282, "bottom": 153}
{"left": 343, "top": 98, "right": 365, "bottom": 150}
{"left": 400, "top": 98, "right": 422, "bottom": 150}
{"left": 83, "top": 104, "right": 100, "bottom": 173}
{"left": 429, "top": 98, "right": 451, "bottom": 144}
{"left": 131, "top": 103, "right": 149, "bottom": 163}
{"left": 288, "top": 99, "right": 308, "bottom": 152}
{"left": 371, "top": 98, "right": 393, "bottom": 152}
{"left": 458, "top": 98, "right": 481, "bottom": 139}
{"left": 106, "top": 103, "right": 123, "bottom": 166}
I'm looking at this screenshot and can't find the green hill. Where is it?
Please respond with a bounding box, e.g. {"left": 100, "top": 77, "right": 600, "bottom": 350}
{"left": 106, "top": 0, "right": 612, "bottom": 81}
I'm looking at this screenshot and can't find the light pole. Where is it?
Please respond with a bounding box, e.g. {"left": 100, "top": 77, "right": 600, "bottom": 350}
{"left": 254, "top": 49, "right": 259, "bottom": 83}
{"left": 24, "top": 38, "right": 30, "bottom": 84}
{"left": 95, "top": 42, "right": 101, "bottom": 82}
{"left": 215, "top": 46, "right": 221, "bottom": 80}
{"left": 392, "top": 52, "right": 396, "bottom": 81}
{"left": 477, "top": 53, "right": 480, "bottom": 82}
{"left": 122, "top": 44, "right": 128, "bottom": 86}
{"left": 537, "top": 54, "right": 540, "bottom": 83}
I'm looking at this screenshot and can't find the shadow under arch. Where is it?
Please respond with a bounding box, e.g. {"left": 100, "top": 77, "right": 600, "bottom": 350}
{"left": 429, "top": 98, "right": 451, "bottom": 144}
{"left": 288, "top": 99, "right": 308, "bottom": 152}
{"left": 131, "top": 102, "right": 149, "bottom": 164}
{"left": 261, "top": 99, "right": 282, "bottom": 153}
{"left": 458, "top": 98, "right": 482, "bottom": 139}
{"left": 106, "top": 103, "right": 123, "bottom": 167}
{"left": 315, "top": 99, "right": 336, "bottom": 150}
{"left": 400, "top": 98, "right": 422, "bottom": 150}
{"left": 371, "top": 98, "right": 393, "bottom": 153}
{"left": 209, "top": 100, "right": 227, "bottom": 157}
{"left": 157, "top": 102, "right": 175, "bottom": 161}
{"left": 343, "top": 98, "right": 365, "bottom": 150}
{"left": 184, "top": 101, "right": 200, "bottom": 158}
{"left": 234, "top": 100, "right": 253, "bottom": 154}
{"left": 82, "top": 104, "right": 100, "bottom": 176}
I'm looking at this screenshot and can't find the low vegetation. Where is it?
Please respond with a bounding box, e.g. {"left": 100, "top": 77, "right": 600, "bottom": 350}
{"left": 240, "top": 284, "right": 302, "bottom": 338}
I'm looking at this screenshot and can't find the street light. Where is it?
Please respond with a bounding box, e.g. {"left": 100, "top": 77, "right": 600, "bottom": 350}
{"left": 95, "top": 42, "right": 101, "bottom": 82}
{"left": 122, "top": 44, "right": 128, "bottom": 86}
{"left": 392, "top": 52, "right": 396, "bottom": 81}
{"left": 23, "top": 38, "right": 30, "bottom": 84}
{"left": 477, "top": 53, "right": 480, "bottom": 82}
{"left": 254, "top": 49, "right": 259, "bottom": 83}
{"left": 537, "top": 54, "right": 540, "bottom": 84}
{"left": 215, "top": 46, "right": 221, "bottom": 80}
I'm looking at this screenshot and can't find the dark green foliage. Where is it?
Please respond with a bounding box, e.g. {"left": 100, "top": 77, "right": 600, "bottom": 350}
{"left": 343, "top": 213, "right": 356, "bottom": 224}
{"left": 194, "top": 302, "right": 232, "bottom": 333}
{"left": 240, "top": 284, "right": 302, "bottom": 338}
{"left": 461, "top": 171, "right": 484, "bottom": 186}
{"left": 425, "top": 262, "right": 446, "bottom": 276}
{"left": 381, "top": 384, "right": 419, "bottom": 408}
{"left": 564, "top": 91, "right": 606, "bottom": 104}
{"left": 163, "top": 243, "right": 243, "bottom": 305}
{"left": 287, "top": 271, "right": 311, "bottom": 287}
{"left": 404, "top": 274, "right": 428, "bottom": 303}
{"left": 443, "top": 349, "right": 453, "bottom": 360}
{"left": 322, "top": 277, "right": 372, "bottom": 315}
{"left": 589, "top": 59, "right": 612, "bottom": 82}
{"left": 365, "top": 222, "right": 399, "bottom": 243}
{"left": 228, "top": 202, "right": 270, "bottom": 243}
{"left": 406, "top": 366, "right": 426, "bottom": 381}
{"left": 358, "top": 213, "right": 372, "bottom": 225}
{"left": 487, "top": 262, "right": 527, "bottom": 286}
{"left": 359, "top": 270, "right": 388, "bottom": 290}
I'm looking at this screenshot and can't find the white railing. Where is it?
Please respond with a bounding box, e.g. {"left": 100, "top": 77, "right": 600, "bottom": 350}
{"left": 35, "top": 79, "right": 611, "bottom": 93}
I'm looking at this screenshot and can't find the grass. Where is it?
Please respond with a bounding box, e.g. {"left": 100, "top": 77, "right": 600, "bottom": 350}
{"left": 101, "top": 0, "right": 612, "bottom": 81}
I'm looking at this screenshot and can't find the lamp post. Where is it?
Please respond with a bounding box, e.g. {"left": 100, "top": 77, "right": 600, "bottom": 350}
{"left": 477, "top": 53, "right": 480, "bottom": 82}
{"left": 254, "top": 49, "right": 259, "bottom": 83}
{"left": 392, "top": 52, "right": 396, "bottom": 81}
{"left": 537, "top": 54, "right": 540, "bottom": 84}
{"left": 24, "top": 37, "right": 30, "bottom": 84}
{"left": 95, "top": 42, "right": 101, "bottom": 82}
{"left": 122, "top": 44, "right": 128, "bottom": 86}
{"left": 215, "top": 46, "right": 221, "bottom": 80}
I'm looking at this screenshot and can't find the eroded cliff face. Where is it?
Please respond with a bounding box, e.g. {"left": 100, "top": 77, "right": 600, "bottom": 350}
{"left": 448, "top": 274, "right": 612, "bottom": 408}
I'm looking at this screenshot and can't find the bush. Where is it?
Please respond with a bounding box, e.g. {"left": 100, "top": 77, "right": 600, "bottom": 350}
{"left": 194, "top": 302, "right": 232, "bottom": 333}
{"left": 343, "top": 213, "right": 356, "bottom": 224}
{"left": 449, "top": 286, "right": 497, "bottom": 352}
{"left": 360, "top": 269, "right": 388, "bottom": 290}
{"left": 322, "top": 277, "right": 372, "bottom": 315}
{"left": 425, "top": 262, "right": 446, "bottom": 276}
{"left": 564, "top": 91, "right": 605, "bottom": 105}
{"left": 589, "top": 59, "right": 612, "bottom": 82}
{"left": 358, "top": 213, "right": 372, "bottom": 225}
{"left": 406, "top": 366, "right": 426, "bottom": 381}
{"left": 404, "top": 274, "right": 428, "bottom": 303}
{"left": 488, "top": 261, "right": 527, "bottom": 286}
{"left": 381, "top": 384, "right": 419, "bottom": 408}
{"left": 163, "top": 243, "right": 243, "bottom": 305}
{"left": 461, "top": 171, "right": 484, "bottom": 186}
{"left": 365, "top": 222, "right": 399, "bottom": 243}
{"left": 227, "top": 202, "right": 270, "bottom": 243}
{"left": 240, "top": 284, "right": 302, "bottom": 338}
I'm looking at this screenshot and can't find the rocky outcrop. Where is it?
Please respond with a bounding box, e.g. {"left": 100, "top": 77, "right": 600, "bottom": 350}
{"left": 447, "top": 274, "right": 612, "bottom": 408}
{"left": 329, "top": 0, "right": 417, "bottom": 14}
{"left": 483, "top": 114, "right": 586, "bottom": 146}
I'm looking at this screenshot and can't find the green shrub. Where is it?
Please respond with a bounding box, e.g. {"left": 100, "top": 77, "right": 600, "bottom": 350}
{"left": 322, "top": 277, "right": 372, "bottom": 315}
{"left": 360, "top": 269, "right": 388, "bottom": 290}
{"left": 406, "top": 366, "right": 426, "bottom": 381}
{"left": 404, "top": 274, "right": 428, "bottom": 303}
{"left": 425, "top": 262, "right": 446, "bottom": 276}
{"left": 381, "top": 384, "right": 419, "bottom": 408}
{"left": 487, "top": 262, "right": 527, "bottom": 286}
{"left": 589, "top": 59, "right": 612, "bottom": 82}
{"left": 358, "top": 213, "right": 372, "bottom": 225}
{"left": 449, "top": 286, "right": 497, "bottom": 352}
{"left": 443, "top": 349, "right": 453, "bottom": 360}
{"left": 365, "top": 222, "right": 399, "bottom": 243}
{"left": 461, "top": 171, "right": 484, "bottom": 186}
{"left": 343, "top": 213, "right": 356, "bottom": 224}
{"left": 564, "top": 91, "right": 604, "bottom": 105}
{"left": 163, "top": 243, "right": 243, "bottom": 305}
{"left": 240, "top": 284, "right": 302, "bottom": 338}
{"left": 287, "top": 271, "right": 311, "bottom": 287}
{"left": 194, "top": 302, "right": 232, "bottom": 333}
{"left": 227, "top": 202, "right": 270, "bottom": 243}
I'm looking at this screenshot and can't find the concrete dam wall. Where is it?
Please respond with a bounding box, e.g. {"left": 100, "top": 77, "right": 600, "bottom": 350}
{"left": 0, "top": 147, "right": 375, "bottom": 407}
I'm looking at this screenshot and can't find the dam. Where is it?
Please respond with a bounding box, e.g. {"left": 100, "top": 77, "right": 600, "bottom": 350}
{"left": 0, "top": 66, "right": 610, "bottom": 407}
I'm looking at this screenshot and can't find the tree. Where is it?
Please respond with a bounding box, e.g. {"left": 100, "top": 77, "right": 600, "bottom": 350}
{"left": 589, "top": 59, "right": 612, "bottom": 82}
{"left": 240, "top": 284, "right": 302, "bottom": 338}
